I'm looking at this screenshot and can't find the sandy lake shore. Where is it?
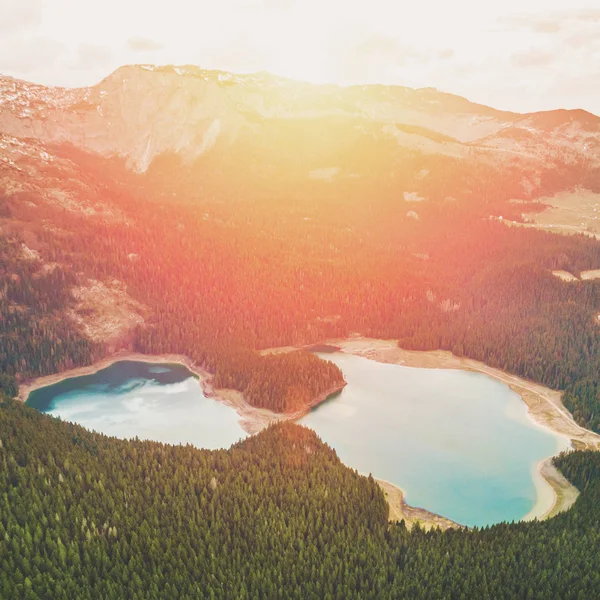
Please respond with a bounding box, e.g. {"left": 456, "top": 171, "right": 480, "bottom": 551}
{"left": 376, "top": 478, "right": 460, "bottom": 531}
{"left": 523, "top": 458, "right": 580, "bottom": 522}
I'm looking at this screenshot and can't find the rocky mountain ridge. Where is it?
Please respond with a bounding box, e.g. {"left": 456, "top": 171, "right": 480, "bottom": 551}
{"left": 1, "top": 65, "right": 598, "bottom": 182}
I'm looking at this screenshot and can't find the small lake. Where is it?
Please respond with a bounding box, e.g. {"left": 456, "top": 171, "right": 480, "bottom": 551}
{"left": 26, "top": 361, "right": 247, "bottom": 450}
{"left": 300, "top": 353, "right": 569, "bottom": 527}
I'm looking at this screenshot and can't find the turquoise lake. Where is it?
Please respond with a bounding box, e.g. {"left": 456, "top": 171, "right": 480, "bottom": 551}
{"left": 26, "top": 361, "right": 247, "bottom": 450}
{"left": 301, "top": 352, "right": 567, "bottom": 527}
{"left": 26, "top": 354, "right": 567, "bottom": 527}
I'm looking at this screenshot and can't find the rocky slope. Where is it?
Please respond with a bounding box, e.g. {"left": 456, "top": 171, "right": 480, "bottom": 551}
{"left": 1, "top": 65, "right": 598, "bottom": 196}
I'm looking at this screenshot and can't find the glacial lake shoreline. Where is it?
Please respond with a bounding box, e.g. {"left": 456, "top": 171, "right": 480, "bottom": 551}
{"left": 19, "top": 340, "right": 596, "bottom": 527}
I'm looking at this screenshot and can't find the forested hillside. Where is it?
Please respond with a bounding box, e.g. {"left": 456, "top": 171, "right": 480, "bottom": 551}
{"left": 2, "top": 136, "right": 600, "bottom": 422}
{"left": 0, "top": 220, "right": 100, "bottom": 382}
{"left": 0, "top": 180, "right": 344, "bottom": 413}
{"left": 1, "top": 399, "right": 599, "bottom": 599}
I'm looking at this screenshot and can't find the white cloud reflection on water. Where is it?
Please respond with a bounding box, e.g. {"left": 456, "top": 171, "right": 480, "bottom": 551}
{"left": 47, "top": 373, "right": 246, "bottom": 450}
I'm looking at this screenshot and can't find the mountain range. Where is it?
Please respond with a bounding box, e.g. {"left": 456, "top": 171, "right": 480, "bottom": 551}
{"left": 1, "top": 65, "right": 598, "bottom": 200}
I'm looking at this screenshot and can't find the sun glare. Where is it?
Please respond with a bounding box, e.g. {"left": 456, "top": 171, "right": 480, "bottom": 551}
{"left": 267, "top": 40, "right": 330, "bottom": 84}
{"left": 257, "top": 11, "right": 336, "bottom": 84}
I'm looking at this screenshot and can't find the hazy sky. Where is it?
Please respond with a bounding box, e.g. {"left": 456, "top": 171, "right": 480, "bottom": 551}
{"left": 1, "top": 0, "right": 599, "bottom": 114}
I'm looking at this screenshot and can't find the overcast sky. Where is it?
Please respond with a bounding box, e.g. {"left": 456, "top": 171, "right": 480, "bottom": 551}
{"left": 1, "top": 0, "right": 599, "bottom": 114}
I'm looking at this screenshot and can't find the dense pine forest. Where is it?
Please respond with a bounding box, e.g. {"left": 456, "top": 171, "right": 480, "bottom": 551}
{"left": 1, "top": 398, "right": 599, "bottom": 599}
{"left": 4, "top": 142, "right": 599, "bottom": 426}
{"left": 0, "top": 225, "right": 100, "bottom": 381}
{"left": 2, "top": 140, "right": 600, "bottom": 422}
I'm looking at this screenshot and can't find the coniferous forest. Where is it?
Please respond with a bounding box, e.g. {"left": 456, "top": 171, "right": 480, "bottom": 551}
{"left": 3, "top": 144, "right": 600, "bottom": 426}
{"left": 1, "top": 398, "right": 599, "bottom": 599}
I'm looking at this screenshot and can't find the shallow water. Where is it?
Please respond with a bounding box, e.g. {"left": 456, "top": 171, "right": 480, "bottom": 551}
{"left": 26, "top": 361, "right": 247, "bottom": 450}
{"left": 300, "top": 352, "right": 568, "bottom": 527}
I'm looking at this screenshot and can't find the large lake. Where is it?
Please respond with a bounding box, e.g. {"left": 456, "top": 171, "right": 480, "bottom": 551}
{"left": 26, "top": 361, "right": 247, "bottom": 450}
{"left": 26, "top": 354, "right": 568, "bottom": 526}
{"left": 301, "top": 352, "right": 568, "bottom": 527}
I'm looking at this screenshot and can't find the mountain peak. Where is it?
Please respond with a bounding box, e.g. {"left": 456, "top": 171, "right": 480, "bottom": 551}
{"left": 1, "top": 64, "right": 599, "bottom": 177}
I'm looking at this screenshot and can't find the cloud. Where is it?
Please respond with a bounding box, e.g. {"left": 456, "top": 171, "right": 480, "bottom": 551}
{"left": 353, "top": 35, "right": 455, "bottom": 69}
{"left": 70, "top": 43, "right": 113, "bottom": 71}
{"left": 0, "top": 0, "right": 42, "bottom": 33}
{"left": 260, "top": 0, "right": 294, "bottom": 11}
{"left": 495, "top": 15, "right": 562, "bottom": 34}
{"left": 564, "top": 25, "right": 600, "bottom": 48}
{"left": 575, "top": 9, "right": 600, "bottom": 22}
{"left": 438, "top": 49, "right": 455, "bottom": 60}
{"left": 353, "top": 36, "right": 416, "bottom": 67}
{"left": 511, "top": 48, "right": 557, "bottom": 68}
{"left": 0, "top": 37, "right": 64, "bottom": 74}
{"left": 356, "top": 35, "right": 403, "bottom": 56}
{"left": 127, "top": 37, "right": 164, "bottom": 52}
{"left": 531, "top": 20, "right": 562, "bottom": 33}
{"left": 499, "top": 8, "right": 600, "bottom": 33}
